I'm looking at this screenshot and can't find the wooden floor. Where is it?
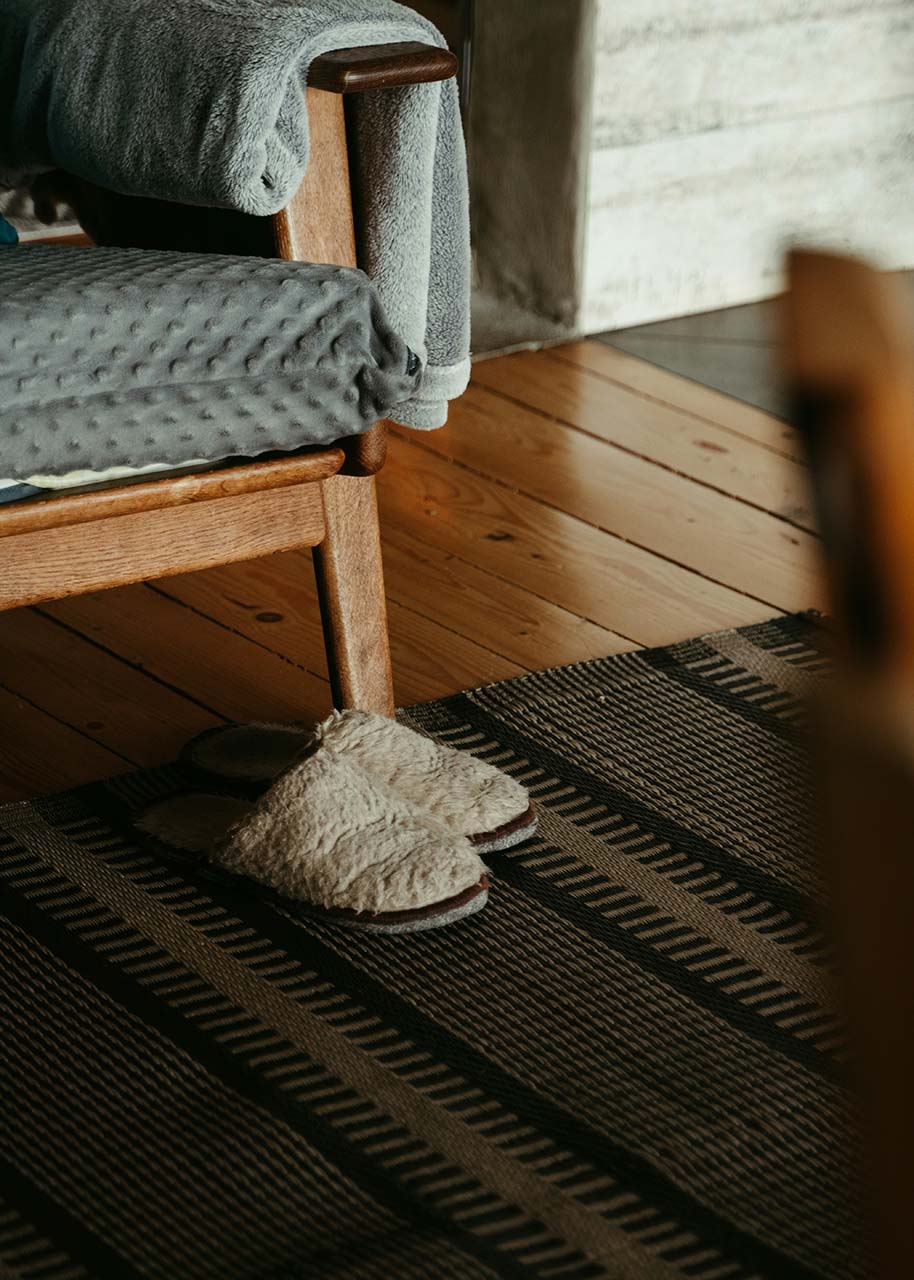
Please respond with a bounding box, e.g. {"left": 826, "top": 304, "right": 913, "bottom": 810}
{"left": 0, "top": 338, "right": 821, "bottom": 802}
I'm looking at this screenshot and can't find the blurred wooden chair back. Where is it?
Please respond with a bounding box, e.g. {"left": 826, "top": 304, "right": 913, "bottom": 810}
{"left": 785, "top": 250, "right": 914, "bottom": 1279}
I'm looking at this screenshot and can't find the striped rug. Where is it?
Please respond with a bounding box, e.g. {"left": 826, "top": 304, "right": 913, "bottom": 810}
{"left": 0, "top": 613, "right": 867, "bottom": 1280}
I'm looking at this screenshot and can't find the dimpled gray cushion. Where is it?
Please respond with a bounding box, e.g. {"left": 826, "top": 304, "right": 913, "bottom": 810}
{"left": 0, "top": 246, "right": 421, "bottom": 482}
{"left": 0, "top": 0, "right": 470, "bottom": 430}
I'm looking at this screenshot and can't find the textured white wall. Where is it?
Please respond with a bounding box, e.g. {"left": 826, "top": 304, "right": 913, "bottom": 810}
{"left": 582, "top": 0, "right": 914, "bottom": 331}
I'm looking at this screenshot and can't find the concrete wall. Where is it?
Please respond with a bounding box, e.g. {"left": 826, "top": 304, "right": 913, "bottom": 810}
{"left": 470, "top": 0, "right": 914, "bottom": 350}
{"left": 581, "top": 0, "right": 914, "bottom": 330}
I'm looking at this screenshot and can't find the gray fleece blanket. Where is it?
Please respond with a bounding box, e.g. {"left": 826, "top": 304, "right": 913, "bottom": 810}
{"left": 0, "top": 0, "right": 470, "bottom": 429}
{"left": 0, "top": 246, "right": 420, "bottom": 483}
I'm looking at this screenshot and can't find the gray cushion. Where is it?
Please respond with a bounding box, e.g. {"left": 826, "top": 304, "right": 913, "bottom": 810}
{"left": 0, "top": 246, "right": 420, "bottom": 482}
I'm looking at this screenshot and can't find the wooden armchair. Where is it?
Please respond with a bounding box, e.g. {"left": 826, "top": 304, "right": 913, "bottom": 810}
{"left": 0, "top": 41, "right": 456, "bottom": 718}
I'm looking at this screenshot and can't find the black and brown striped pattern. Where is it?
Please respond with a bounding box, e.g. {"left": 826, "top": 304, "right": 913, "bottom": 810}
{"left": 0, "top": 614, "right": 868, "bottom": 1279}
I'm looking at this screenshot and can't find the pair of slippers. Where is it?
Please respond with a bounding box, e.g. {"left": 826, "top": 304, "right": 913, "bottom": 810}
{"left": 136, "top": 711, "right": 536, "bottom": 934}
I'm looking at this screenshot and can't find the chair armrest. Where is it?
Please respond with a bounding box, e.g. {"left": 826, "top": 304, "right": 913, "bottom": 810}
{"left": 309, "top": 41, "right": 457, "bottom": 93}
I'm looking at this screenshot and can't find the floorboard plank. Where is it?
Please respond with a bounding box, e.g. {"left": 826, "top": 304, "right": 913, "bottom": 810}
{"left": 41, "top": 584, "right": 332, "bottom": 726}
{"left": 0, "top": 608, "right": 220, "bottom": 765}
{"left": 381, "top": 524, "right": 630, "bottom": 668}
{"left": 0, "top": 341, "right": 814, "bottom": 801}
{"left": 152, "top": 555, "right": 329, "bottom": 681}
{"left": 156, "top": 550, "right": 527, "bottom": 705}
{"left": 550, "top": 339, "right": 803, "bottom": 460}
{"left": 473, "top": 354, "right": 813, "bottom": 528}
{"left": 385, "top": 599, "right": 527, "bottom": 701}
{"left": 396, "top": 393, "right": 821, "bottom": 613}
{"left": 378, "top": 435, "right": 779, "bottom": 645}
{"left": 0, "top": 684, "right": 126, "bottom": 802}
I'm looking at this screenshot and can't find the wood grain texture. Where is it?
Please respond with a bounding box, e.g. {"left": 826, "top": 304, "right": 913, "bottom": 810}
{"left": 0, "top": 485, "right": 326, "bottom": 611}
{"left": 399, "top": 385, "right": 821, "bottom": 612}
{"left": 309, "top": 42, "right": 456, "bottom": 93}
{"left": 385, "top": 598, "right": 526, "bottom": 700}
{"left": 0, "top": 450, "right": 344, "bottom": 538}
{"left": 43, "top": 585, "right": 331, "bottom": 726}
{"left": 157, "top": 555, "right": 329, "bottom": 677}
{"left": 156, "top": 531, "right": 625, "bottom": 687}
{"left": 272, "top": 88, "right": 358, "bottom": 268}
{"left": 341, "top": 423, "right": 389, "bottom": 477}
{"left": 272, "top": 81, "right": 396, "bottom": 715}
{"left": 158, "top": 548, "right": 526, "bottom": 705}
{"left": 379, "top": 524, "right": 630, "bottom": 668}
{"left": 0, "top": 684, "right": 126, "bottom": 802}
{"left": 158, "top": 549, "right": 525, "bottom": 706}
{"left": 554, "top": 339, "right": 804, "bottom": 459}
{"left": 0, "top": 608, "right": 220, "bottom": 764}
{"left": 313, "top": 475, "right": 395, "bottom": 715}
{"left": 378, "top": 433, "right": 777, "bottom": 644}
{"left": 474, "top": 351, "right": 814, "bottom": 527}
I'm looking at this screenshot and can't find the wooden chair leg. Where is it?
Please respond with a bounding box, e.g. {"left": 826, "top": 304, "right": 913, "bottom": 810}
{"left": 273, "top": 85, "right": 396, "bottom": 715}
{"left": 313, "top": 474, "right": 394, "bottom": 715}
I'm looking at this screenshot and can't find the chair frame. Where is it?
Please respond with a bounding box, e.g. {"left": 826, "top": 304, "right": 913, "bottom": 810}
{"left": 0, "top": 42, "right": 457, "bottom": 719}
{"left": 786, "top": 250, "right": 914, "bottom": 1279}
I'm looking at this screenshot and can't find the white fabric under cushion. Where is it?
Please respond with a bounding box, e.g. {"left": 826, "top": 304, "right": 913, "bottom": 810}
{"left": 17, "top": 458, "right": 209, "bottom": 489}
{"left": 0, "top": 458, "right": 213, "bottom": 507}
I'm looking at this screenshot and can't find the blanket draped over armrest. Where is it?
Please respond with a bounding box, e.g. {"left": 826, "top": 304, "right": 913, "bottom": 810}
{"left": 0, "top": 246, "right": 421, "bottom": 483}
{"left": 0, "top": 0, "right": 470, "bottom": 429}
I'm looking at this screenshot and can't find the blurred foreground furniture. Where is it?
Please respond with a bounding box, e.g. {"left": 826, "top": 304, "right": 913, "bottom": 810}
{"left": 0, "top": 43, "right": 456, "bottom": 718}
{"left": 786, "top": 250, "right": 914, "bottom": 1279}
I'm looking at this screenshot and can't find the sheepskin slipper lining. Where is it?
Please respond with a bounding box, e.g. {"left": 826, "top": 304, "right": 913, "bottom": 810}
{"left": 183, "top": 713, "right": 537, "bottom": 854}
{"left": 135, "top": 753, "right": 490, "bottom": 934}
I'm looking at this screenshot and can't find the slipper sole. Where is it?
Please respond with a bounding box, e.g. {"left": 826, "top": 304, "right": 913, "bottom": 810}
{"left": 134, "top": 793, "right": 489, "bottom": 934}
{"left": 321, "top": 877, "right": 489, "bottom": 934}
{"left": 469, "top": 801, "right": 538, "bottom": 855}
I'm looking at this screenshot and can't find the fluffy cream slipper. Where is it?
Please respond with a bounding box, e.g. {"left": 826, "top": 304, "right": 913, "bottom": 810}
{"left": 183, "top": 712, "right": 536, "bottom": 854}
{"left": 135, "top": 753, "right": 489, "bottom": 934}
